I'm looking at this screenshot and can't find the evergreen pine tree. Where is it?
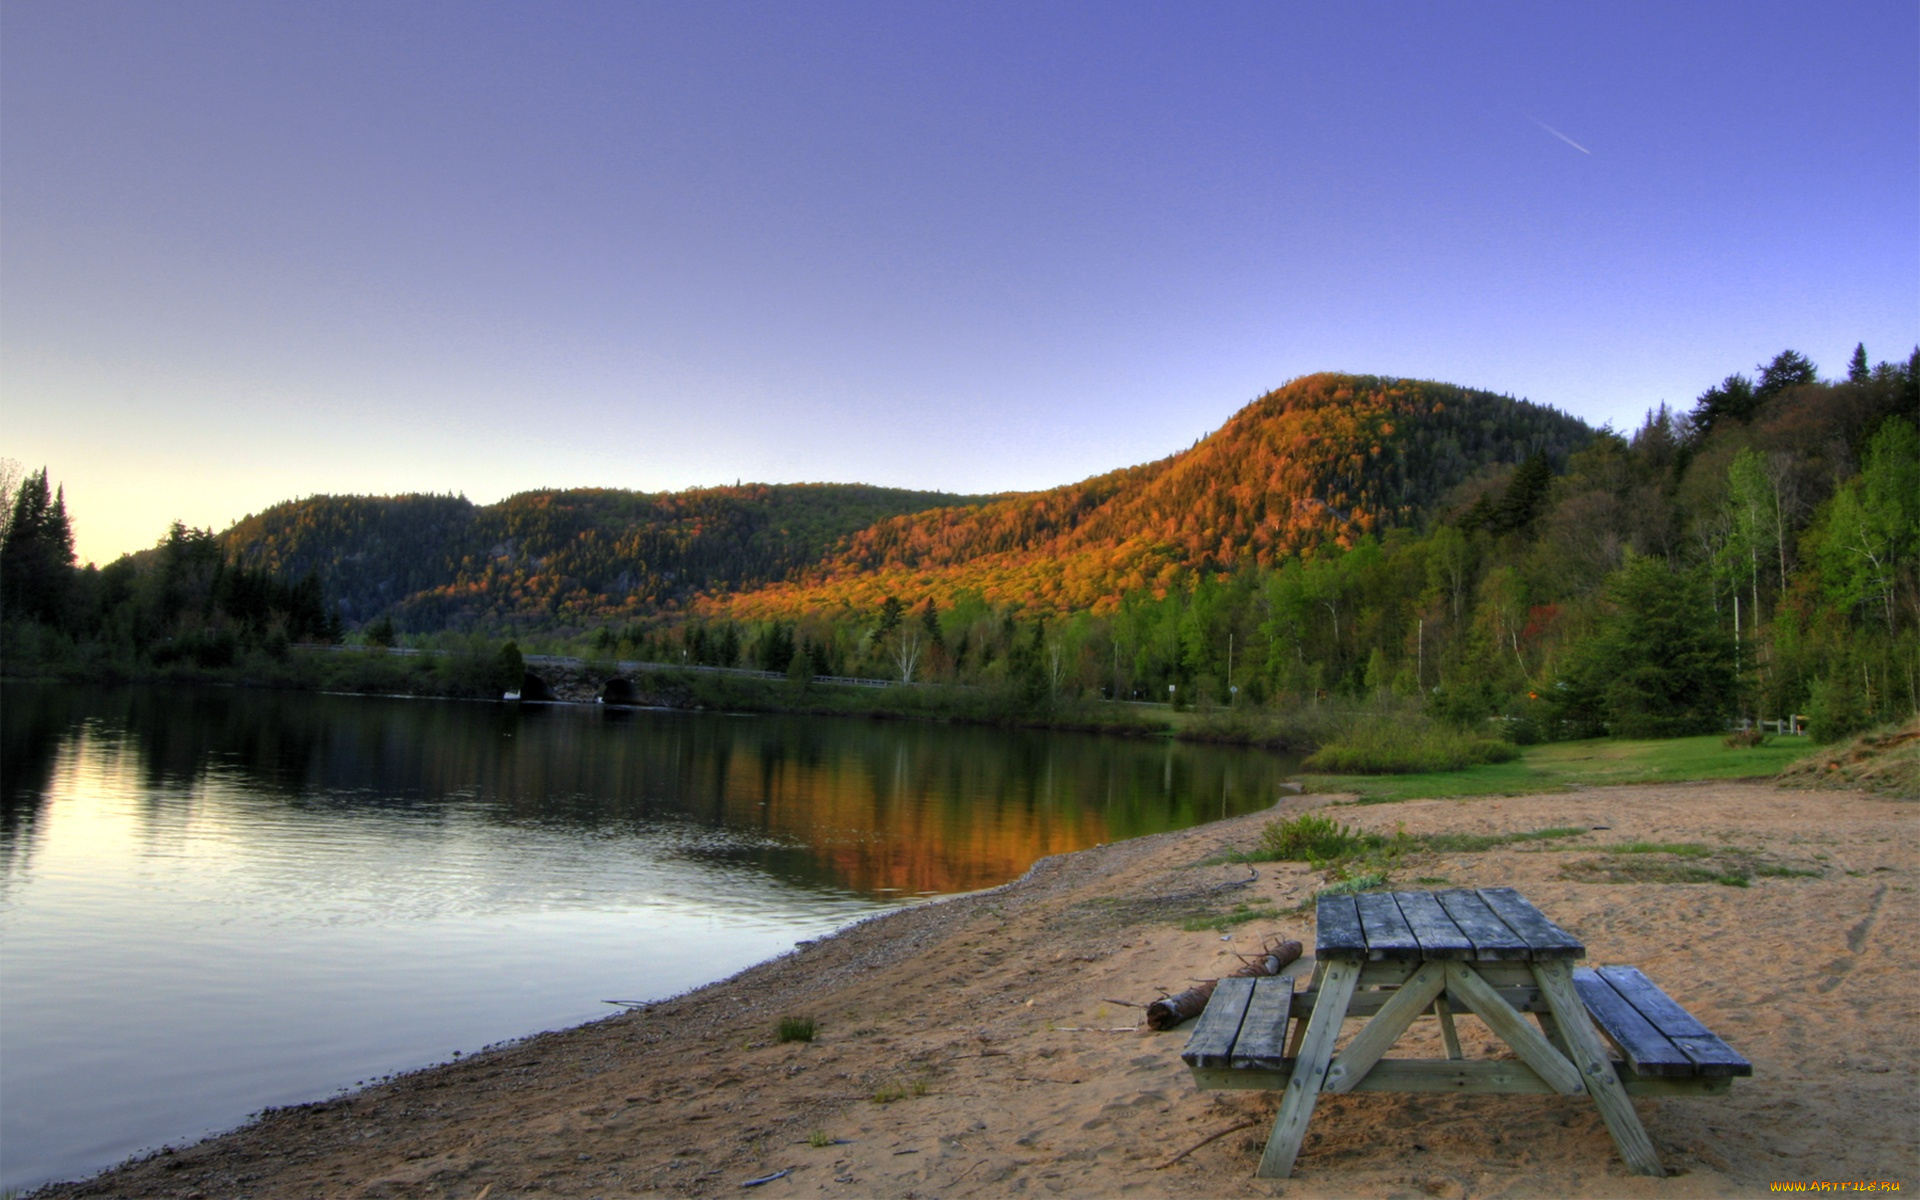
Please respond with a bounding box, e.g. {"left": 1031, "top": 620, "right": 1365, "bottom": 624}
{"left": 1756, "top": 350, "right": 1818, "bottom": 399}
{"left": 0, "top": 468, "right": 75, "bottom": 625}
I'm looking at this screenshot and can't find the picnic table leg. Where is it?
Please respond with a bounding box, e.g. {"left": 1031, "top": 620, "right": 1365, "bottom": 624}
{"left": 1256, "top": 958, "right": 1360, "bottom": 1179}
{"left": 1284, "top": 959, "right": 1327, "bottom": 1059}
{"left": 1534, "top": 1009, "right": 1568, "bottom": 1057}
{"left": 1434, "top": 995, "right": 1463, "bottom": 1060}
{"left": 1531, "top": 959, "right": 1665, "bottom": 1177}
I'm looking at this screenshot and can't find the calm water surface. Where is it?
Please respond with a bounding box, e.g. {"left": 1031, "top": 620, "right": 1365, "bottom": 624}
{"left": 0, "top": 682, "right": 1295, "bottom": 1189}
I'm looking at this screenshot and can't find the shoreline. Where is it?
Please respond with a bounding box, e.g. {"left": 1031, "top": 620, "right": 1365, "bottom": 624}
{"left": 0, "top": 663, "right": 1324, "bottom": 753}
{"left": 34, "top": 780, "right": 1919, "bottom": 1198}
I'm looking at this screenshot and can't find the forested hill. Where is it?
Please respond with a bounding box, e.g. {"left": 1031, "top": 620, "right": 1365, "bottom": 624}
{"left": 220, "top": 483, "right": 984, "bottom": 629}
{"left": 719, "top": 374, "right": 1594, "bottom": 617}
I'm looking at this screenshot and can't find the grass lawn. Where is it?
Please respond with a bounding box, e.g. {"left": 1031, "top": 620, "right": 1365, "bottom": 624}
{"left": 1308, "top": 733, "right": 1810, "bottom": 804}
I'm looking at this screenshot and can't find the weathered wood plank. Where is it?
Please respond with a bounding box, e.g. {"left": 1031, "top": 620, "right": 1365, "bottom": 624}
{"left": 1292, "top": 983, "right": 1546, "bottom": 1019}
{"left": 1534, "top": 959, "right": 1664, "bottom": 1177}
{"left": 1229, "top": 975, "right": 1297, "bottom": 1070}
{"left": 1477, "top": 887, "right": 1585, "bottom": 959}
{"left": 1257, "top": 958, "right": 1360, "bottom": 1178}
{"left": 1433, "top": 889, "right": 1532, "bottom": 960}
{"left": 1189, "top": 1060, "right": 1735, "bottom": 1097}
{"left": 1324, "top": 961, "right": 1447, "bottom": 1092}
{"left": 1354, "top": 892, "right": 1423, "bottom": 960}
{"left": 1572, "top": 967, "right": 1694, "bottom": 1077}
{"left": 1314, "top": 894, "right": 1367, "bottom": 960}
{"left": 1351, "top": 958, "right": 1538, "bottom": 988}
{"left": 1595, "top": 966, "right": 1751, "bottom": 1077}
{"left": 1393, "top": 891, "right": 1476, "bottom": 960}
{"left": 1443, "top": 961, "right": 1584, "bottom": 1094}
{"left": 1180, "top": 975, "right": 1255, "bottom": 1068}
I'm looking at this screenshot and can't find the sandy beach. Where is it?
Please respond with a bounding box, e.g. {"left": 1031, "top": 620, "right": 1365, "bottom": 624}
{"left": 40, "top": 780, "right": 1916, "bottom": 1199}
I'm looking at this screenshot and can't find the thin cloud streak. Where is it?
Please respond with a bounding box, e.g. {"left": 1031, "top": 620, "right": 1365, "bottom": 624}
{"left": 1525, "top": 111, "right": 1591, "bottom": 154}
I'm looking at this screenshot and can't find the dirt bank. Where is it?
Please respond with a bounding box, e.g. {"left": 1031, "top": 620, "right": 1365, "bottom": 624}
{"left": 39, "top": 782, "right": 1917, "bottom": 1199}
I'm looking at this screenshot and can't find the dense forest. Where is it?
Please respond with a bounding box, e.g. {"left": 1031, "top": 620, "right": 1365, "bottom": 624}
{"left": 5, "top": 349, "right": 1915, "bottom": 744}
{"left": 216, "top": 482, "right": 981, "bottom": 629}
{"left": 722, "top": 374, "right": 1594, "bottom": 616}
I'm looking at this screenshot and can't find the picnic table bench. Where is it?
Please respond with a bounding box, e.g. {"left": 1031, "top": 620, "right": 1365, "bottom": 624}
{"left": 1181, "top": 888, "right": 1749, "bottom": 1178}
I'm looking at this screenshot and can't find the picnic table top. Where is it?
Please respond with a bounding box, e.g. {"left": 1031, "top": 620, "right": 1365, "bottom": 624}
{"left": 1316, "top": 887, "right": 1585, "bottom": 963}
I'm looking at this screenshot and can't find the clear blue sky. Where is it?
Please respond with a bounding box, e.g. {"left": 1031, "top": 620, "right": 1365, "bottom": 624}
{"left": 5, "top": 1, "right": 1915, "bottom": 564}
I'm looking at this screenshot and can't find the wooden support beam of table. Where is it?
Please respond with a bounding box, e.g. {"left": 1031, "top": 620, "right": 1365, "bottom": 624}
{"left": 1296, "top": 981, "right": 1546, "bottom": 1019}
{"left": 1443, "top": 962, "right": 1584, "bottom": 1095}
{"left": 1532, "top": 959, "right": 1665, "bottom": 1177}
{"left": 1190, "top": 1060, "right": 1736, "bottom": 1097}
{"left": 1256, "top": 958, "right": 1360, "bottom": 1179}
{"left": 1435, "top": 995, "right": 1464, "bottom": 1060}
{"left": 1324, "top": 962, "right": 1447, "bottom": 1093}
{"left": 1337, "top": 959, "right": 1539, "bottom": 988}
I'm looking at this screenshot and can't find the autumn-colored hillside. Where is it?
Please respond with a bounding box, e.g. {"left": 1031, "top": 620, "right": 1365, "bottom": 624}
{"left": 713, "top": 374, "right": 1593, "bottom": 617}
{"left": 219, "top": 483, "right": 983, "bottom": 630}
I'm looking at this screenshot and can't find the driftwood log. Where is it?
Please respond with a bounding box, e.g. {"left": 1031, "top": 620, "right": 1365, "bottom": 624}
{"left": 1146, "top": 936, "right": 1302, "bottom": 1031}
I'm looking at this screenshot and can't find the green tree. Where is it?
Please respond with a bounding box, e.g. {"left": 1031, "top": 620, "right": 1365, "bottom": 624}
{"left": 875, "top": 595, "right": 904, "bottom": 639}
{"left": 1716, "top": 448, "right": 1778, "bottom": 641}
{"left": 1808, "top": 418, "right": 1920, "bottom": 632}
{"left": 1488, "top": 454, "right": 1554, "bottom": 537}
{"left": 1557, "top": 555, "right": 1737, "bottom": 737}
{"left": 1689, "top": 373, "right": 1758, "bottom": 436}
{"left": 495, "top": 641, "right": 525, "bottom": 693}
{"left": 0, "top": 468, "right": 76, "bottom": 626}
{"left": 1756, "top": 349, "right": 1818, "bottom": 399}
{"left": 1848, "top": 343, "right": 1871, "bottom": 384}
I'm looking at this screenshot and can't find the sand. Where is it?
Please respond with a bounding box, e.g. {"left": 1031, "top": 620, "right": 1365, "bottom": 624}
{"left": 38, "top": 781, "right": 1917, "bottom": 1199}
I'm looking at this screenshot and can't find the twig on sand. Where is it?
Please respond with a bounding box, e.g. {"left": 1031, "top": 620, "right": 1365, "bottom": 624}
{"left": 1047, "top": 1026, "right": 1139, "bottom": 1032}
{"left": 1154, "top": 1120, "right": 1261, "bottom": 1169}
{"left": 742, "top": 1167, "right": 791, "bottom": 1187}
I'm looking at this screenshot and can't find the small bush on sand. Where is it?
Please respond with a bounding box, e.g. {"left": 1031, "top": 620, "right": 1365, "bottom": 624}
{"left": 777, "top": 1016, "right": 816, "bottom": 1043}
{"left": 1258, "top": 813, "right": 1380, "bottom": 863}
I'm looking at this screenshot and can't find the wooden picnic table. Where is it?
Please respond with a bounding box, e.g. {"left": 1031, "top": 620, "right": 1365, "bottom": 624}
{"left": 1182, "top": 888, "right": 1750, "bottom": 1178}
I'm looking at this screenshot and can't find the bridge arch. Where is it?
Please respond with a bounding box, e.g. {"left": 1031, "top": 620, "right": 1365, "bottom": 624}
{"left": 600, "top": 677, "right": 639, "bottom": 706}
{"left": 517, "top": 672, "right": 553, "bottom": 702}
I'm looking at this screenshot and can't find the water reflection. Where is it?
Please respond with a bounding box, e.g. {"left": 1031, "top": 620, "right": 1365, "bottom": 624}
{"left": 0, "top": 683, "right": 1293, "bottom": 897}
{"left": 0, "top": 682, "right": 1294, "bottom": 1190}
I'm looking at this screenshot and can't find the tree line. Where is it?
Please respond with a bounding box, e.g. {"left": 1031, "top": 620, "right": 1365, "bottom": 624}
{"left": 6, "top": 346, "right": 1914, "bottom": 745}
{"left": 622, "top": 348, "right": 1919, "bottom": 741}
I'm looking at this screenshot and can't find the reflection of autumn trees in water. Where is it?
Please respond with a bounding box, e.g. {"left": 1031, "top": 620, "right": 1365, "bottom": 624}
{"left": 0, "top": 683, "right": 1294, "bottom": 897}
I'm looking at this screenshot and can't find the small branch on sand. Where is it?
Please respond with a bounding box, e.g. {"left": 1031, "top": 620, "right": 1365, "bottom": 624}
{"left": 1048, "top": 1026, "right": 1139, "bottom": 1032}
{"left": 1145, "top": 936, "right": 1302, "bottom": 1031}
{"left": 1154, "top": 1120, "right": 1261, "bottom": 1169}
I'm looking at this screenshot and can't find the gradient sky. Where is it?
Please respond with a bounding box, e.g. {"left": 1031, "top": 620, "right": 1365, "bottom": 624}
{"left": 4, "top": 1, "right": 1916, "bottom": 565}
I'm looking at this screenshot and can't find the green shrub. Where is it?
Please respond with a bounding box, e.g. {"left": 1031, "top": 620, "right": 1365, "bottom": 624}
{"left": 1318, "top": 872, "right": 1390, "bottom": 895}
{"left": 1806, "top": 673, "right": 1871, "bottom": 743}
{"left": 1303, "top": 718, "right": 1518, "bottom": 774}
{"left": 1258, "top": 813, "right": 1378, "bottom": 862}
{"left": 776, "top": 1016, "right": 816, "bottom": 1043}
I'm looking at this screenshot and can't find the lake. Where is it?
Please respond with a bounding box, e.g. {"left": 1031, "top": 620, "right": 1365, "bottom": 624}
{"left": 0, "top": 681, "right": 1296, "bottom": 1190}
